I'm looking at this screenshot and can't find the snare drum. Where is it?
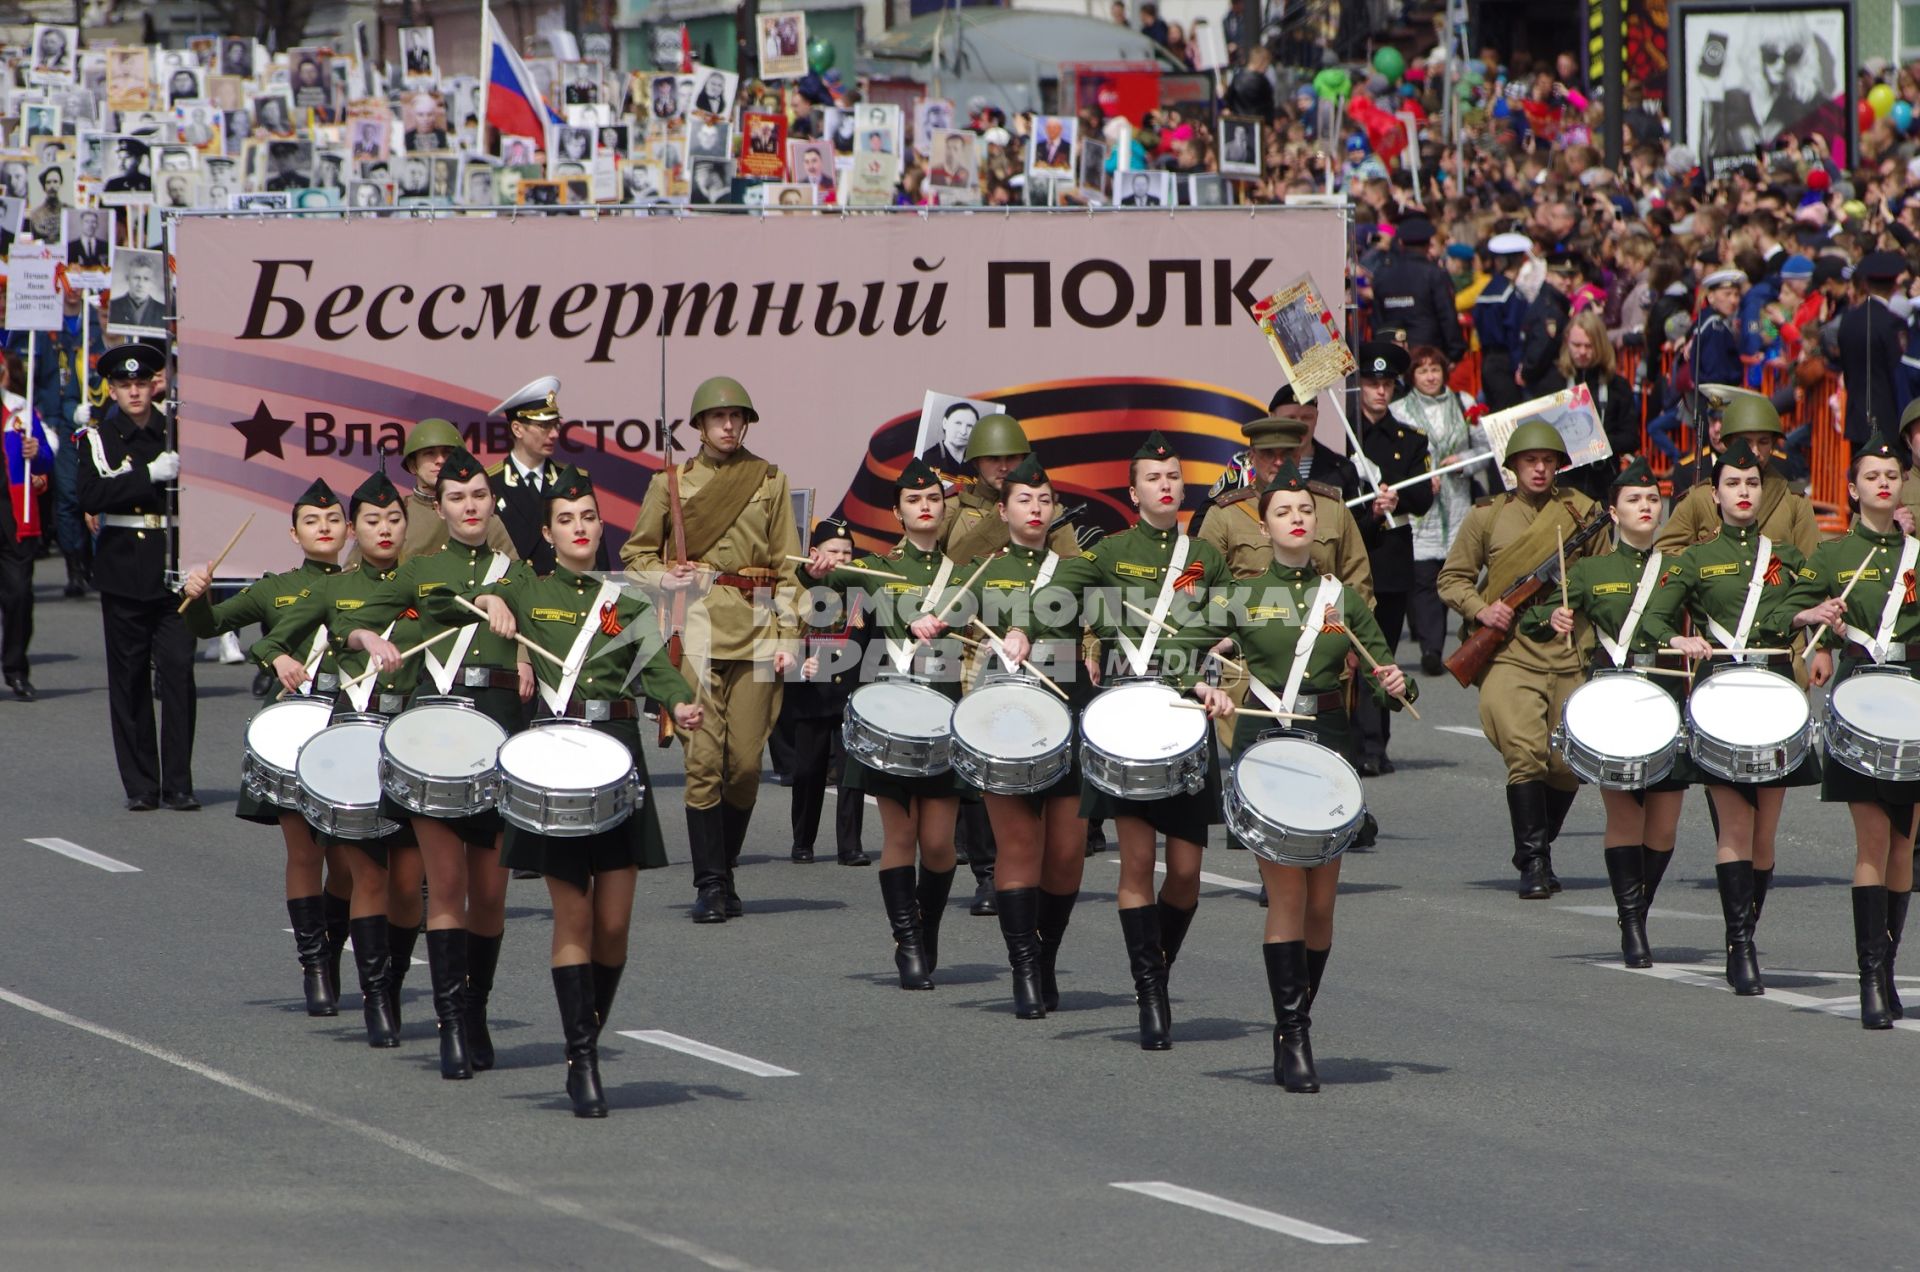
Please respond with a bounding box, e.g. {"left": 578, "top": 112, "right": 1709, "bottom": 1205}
{"left": 378, "top": 696, "right": 508, "bottom": 817}
{"left": 297, "top": 715, "right": 403, "bottom": 841}
{"left": 1552, "top": 671, "right": 1685, "bottom": 790}
{"left": 1687, "top": 665, "right": 1812, "bottom": 783}
{"left": 496, "top": 720, "right": 641, "bottom": 837}
{"left": 950, "top": 675, "right": 1074, "bottom": 794}
{"left": 1223, "top": 735, "right": 1366, "bottom": 866}
{"left": 241, "top": 697, "right": 336, "bottom": 809}
{"left": 1080, "top": 681, "right": 1207, "bottom": 800}
{"left": 1822, "top": 664, "right": 1920, "bottom": 780}
{"left": 843, "top": 679, "right": 954, "bottom": 777}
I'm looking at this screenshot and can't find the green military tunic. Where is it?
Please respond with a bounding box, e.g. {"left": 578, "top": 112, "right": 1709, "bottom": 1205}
{"left": 1643, "top": 520, "right": 1818, "bottom": 791}
{"left": 1656, "top": 469, "right": 1819, "bottom": 557}
{"left": 1787, "top": 520, "right": 1920, "bottom": 818}
{"left": 1195, "top": 479, "right": 1375, "bottom": 604}
{"left": 1519, "top": 538, "right": 1697, "bottom": 791}
{"left": 802, "top": 537, "right": 970, "bottom": 807}
{"left": 1022, "top": 520, "right": 1233, "bottom": 841}
{"left": 460, "top": 565, "right": 697, "bottom": 885}
{"left": 345, "top": 489, "right": 516, "bottom": 567}
{"left": 938, "top": 480, "right": 1081, "bottom": 564}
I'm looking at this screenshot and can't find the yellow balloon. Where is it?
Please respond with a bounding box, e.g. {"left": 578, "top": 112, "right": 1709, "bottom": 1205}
{"left": 1869, "top": 83, "right": 1897, "bottom": 118}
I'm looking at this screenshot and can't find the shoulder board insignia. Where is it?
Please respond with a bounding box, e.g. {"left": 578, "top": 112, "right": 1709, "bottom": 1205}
{"left": 1081, "top": 550, "right": 1099, "bottom": 560}
{"left": 1216, "top": 485, "right": 1258, "bottom": 507}
{"left": 1473, "top": 495, "right": 1495, "bottom": 508}
{"left": 1306, "top": 480, "right": 1340, "bottom": 502}
{"left": 1797, "top": 566, "right": 1820, "bottom": 581}
{"left": 273, "top": 595, "right": 300, "bottom": 607}
{"left": 486, "top": 460, "right": 510, "bottom": 480}
{"left": 418, "top": 581, "right": 444, "bottom": 594}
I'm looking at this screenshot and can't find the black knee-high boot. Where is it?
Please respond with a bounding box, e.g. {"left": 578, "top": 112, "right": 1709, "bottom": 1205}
{"left": 687, "top": 805, "right": 728, "bottom": 923}
{"left": 1118, "top": 905, "right": 1171, "bottom": 1050}
{"left": 916, "top": 865, "right": 957, "bottom": 973}
{"left": 1506, "top": 783, "right": 1553, "bottom": 899}
{"left": 1853, "top": 885, "right": 1894, "bottom": 1030}
{"left": 387, "top": 920, "right": 419, "bottom": 1031}
{"left": 721, "top": 801, "right": 751, "bottom": 917}
{"left": 552, "top": 964, "right": 607, "bottom": 1118}
{"left": 1035, "top": 889, "right": 1078, "bottom": 1013}
{"left": 1603, "top": 845, "right": 1652, "bottom": 968}
{"left": 1542, "top": 785, "right": 1576, "bottom": 893}
{"left": 466, "top": 933, "right": 503, "bottom": 1072}
{"left": 1641, "top": 846, "right": 1674, "bottom": 922}
{"left": 348, "top": 917, "right": 400, "bottom": 1048}
{"left": 1714, "top": 862, "right": 1763, "bottom": 996}
{"left": 425, "top": 928, "right": 473, "bottom": 1078}
{"left": 1751, "top": 866, "right": 1775, "bottom": 933}
{"left": 878, "top": 866, "right": 932, "bottom": 990}
{"left": 591, "top": 961, "right": 625, "bottom": 1038}
{"left": 1887, "top": 889, "right": 1910, "bottom": 1020}
{"left": 287, "top": 896, "right": 337, "bottom": 1017}
{"left": 997, "top": 887, "right": 1045, "bottom": 1019}
{"left": 1305, "top": 945, "right": 1331, "bottom": 1011}
{"left": 1157, "top": 896, "right": 1198, "bottom": 979}
{"left": 1264, "top": 940, "right": 1320, "bottom": 1092}
{"left": 322, "top": 892, "right": 351, "bottom": 1003}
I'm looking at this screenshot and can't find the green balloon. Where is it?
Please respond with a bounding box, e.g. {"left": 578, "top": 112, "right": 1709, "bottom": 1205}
{"left": 1313, "top": 67, "right": 1352, "bottom": 99}
{"left": 806, "top": 36, "right": 835, "bottom": 74}
{"left": 1372, "top": 46, "right": 1405, "bottom": 83}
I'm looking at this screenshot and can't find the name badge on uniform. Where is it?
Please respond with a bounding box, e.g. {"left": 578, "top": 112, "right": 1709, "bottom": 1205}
{"left": 1839, "top": 567, "right": 1881, "bottom": 583}
{"left": 273, "top": 595, "right": 300, "bottom": 608}
{"left": 418, "top": 582, "right": 443, "bottom": 595}
{"left": 335, "top": 599, "right": 364, "bottom": 611}
{"left": 530, "top": 607, "right": 578, "bottom": 623}
{"left": 1245, "top": 605, "right": 1293, "bottom": 620}
{"left": 1591, "top": 582, "right": 1632, "bottom": 596}
{"left": 1115, "top": 562, "right": 1159, "bottom": 580}
{"left": 1699, "top": 563, "right": 1740, "bottom": 579}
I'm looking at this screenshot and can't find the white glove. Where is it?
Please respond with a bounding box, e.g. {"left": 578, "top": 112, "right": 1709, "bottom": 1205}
{"left": 146, "top": 451, "right": 180, "bottom": 483}
{"left": 72, "top": 401, "right": 90, "bottom": 427}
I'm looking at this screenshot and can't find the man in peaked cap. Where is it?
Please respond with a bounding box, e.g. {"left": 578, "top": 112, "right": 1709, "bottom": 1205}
{"left": 77, "top": 341, "right": 200, "bottom": 811}
{"left": 621, "top": 375, "right": 801, "bottom": 924}
{"left": 487, "top": 377, "right": 602, "bottom": 574}
{"left": 1838, "top": 250, "right": 1913, "bottom": 450}
{"left": 778, "top": 516, "right": 869, "bottom": 867}
{"left": 1517, "top": 250, "right": 1582, "bottom": 393}
{"left": 1476, "top": 233, "right": 1534, "bottom": 412}
{"left": 1369, "top": 216, "right": 1468, "bottom": 364}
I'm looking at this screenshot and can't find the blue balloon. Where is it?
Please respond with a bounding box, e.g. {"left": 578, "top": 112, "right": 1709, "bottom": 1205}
{"left": 1492, "top": 96, "right": 1510, "bottom": 119}
{"left": 1895, "top": 100, "right": 1915, "bottom": 131}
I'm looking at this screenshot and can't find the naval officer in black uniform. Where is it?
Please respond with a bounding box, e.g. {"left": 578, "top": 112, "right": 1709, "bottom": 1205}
{"left": 76, "top": 343, "right": 199, "bottom": 811}
{"left": 1369, "top": 218, "right": 1467, "bottom": 365}
{"left": 486, "top": 376, "right": 610, "bottom": 574}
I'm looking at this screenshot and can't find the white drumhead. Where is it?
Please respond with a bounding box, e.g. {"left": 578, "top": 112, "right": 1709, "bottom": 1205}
{"left": 1082, "top": 682, "right": 1205, "bottom": 759}
{"left": 498, "top": 725, "right": 633, "bottom": 789}
{"left": 245, "top": 698, "right": 334, "bottom": 769}
{"left": 1236, "top": 738, "right": 1362, "bottom": 834}
{"left": 298, "top": 721, "right": 387, "bottom": 805}
{"left": 1690, "top": 667, "right": 1809, "bottom": 745}
{"left": 850, "top": 682, "right": 953, "bottom": 739}
{"left": 1831, "top": 673, "right": 1920, "bottom": 743}
{"left": 1562, "top": 675, "right": 1682, "bottom": 755}
{"left": 953, "top": 681, "right": 1072, "bottom": 759}
{"left": 383, "top": 703, "right": 507, "bottom": 774}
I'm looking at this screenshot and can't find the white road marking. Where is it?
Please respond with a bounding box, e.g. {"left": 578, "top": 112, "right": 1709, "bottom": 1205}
{"left": 1434, "top": 725, "right": 1485, "bottom": 738}
{"left": 24, "top": 837, "right": 140, "bottom": 873}
{"left": 1599, "top": 962, "right": 1920, "bottom": 1032}
{"left": 1111, "top": 1181, "right": 1366, "bottom": 1246}
{"left": 280, "top": 929, "right": 425, "bottom": 965}
{"left": 1102, "top": 858, "right": 1261, "bottom": 896}
{"left": 0, "top": 987, "right": 775, "bottom": 1272}
{"left": 617, "top": 1030, "right": 800, "bottom": 1078}
{"left": 1557, "top": 905, "right": 1717, "bottom": 922}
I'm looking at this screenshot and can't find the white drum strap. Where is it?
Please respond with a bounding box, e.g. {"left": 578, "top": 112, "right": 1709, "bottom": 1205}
{"left": 1848, "top": 536, "right": 1920, "bottom": 664}
{"left": 1115, "top": 535, "right": 1190, "bottom": 678}
{"left": 1706, "top": 535, "right": 1771, "bottom": 655}
{"left": 1256, "top": 575, "right": 1340, "bottom": 714}
{"left": 1594, "top": 551, "right": 1663, "bottom": 668}
{"left": 538, "top": 579, "right": 621, "bottom": 715}
{"left": 341, "top": 620, "right": 396, "bottom": 713}
{"left": 423, "top": 552, "right": 511, "bottom": 693}
{"left": 295, "top": 625, "right": 330, "bottom": 696}
{"left": 998, "top": 551, "right": 1060, "bottom": 674}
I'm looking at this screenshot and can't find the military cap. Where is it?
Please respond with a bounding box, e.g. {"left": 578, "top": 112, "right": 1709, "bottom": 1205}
{"left": 1503, "top": 418, "right": 1570, "bottom": 467}
{"left": 1001, "top": 452, "right": 1050, "bottom": 490}
{"left": 1132, "top": 431, "right": 1178, "bottom": 462}
{"left": 491, "top": 375, "right": 561, "bottom": 423}
{"left": 292, "top": 478, "right": 340, "bottom": 519}
{"left": 102, "top": 343, "right": 165, "bottom": 381}
{"left": 437, "top": 446, "right": 488, "bottom": 486}
{"left": 1487, "top": 231, "right": 1532, "bottom": 256}
{"left": 1608, "top": 455, "right": 1659, "bottom": 495}
{"left": 1700, "top": 267, "right": 1746, "bottom": 290}
{"left": 1356, "top": 341, "right": 1411, "bottom": 380}
{"left": 1857, "top": 250, "right": 1907, "bottom": 282}
{"left": 1396, "top": 216, "right": 1436, "bottom": 245}
{"left": 896, "top": 456, "right": 942, "bottom": 491}
{"left": 1716, "top": 436, "right": 1763, "bottom": 471}
{"left": 1269, "top": 381, "right": 1318, "bottom": 411}
{"left": 810, "top": 516, "right": 854, "bottom": 547}
{"left": 1244, "top": 415, "right": 1311, "bottom": 447}
{"left": 544, "top": 464, "right": 595, "bottom": 503}
{"left": 1266, "top": 460, "right": 1308, "bottom": 493}
{"left": 1854, "top": 439, "right": 1903, "bottom": 465}
{"left": 349, "top": 469, "right": 404, "bottom": 518}
{"left": 1902, "top": 397, "right": 1920, "bottom": 436}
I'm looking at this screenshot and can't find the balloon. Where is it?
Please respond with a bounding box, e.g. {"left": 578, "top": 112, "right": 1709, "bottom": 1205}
{"left": 1860, "top": 100, "right": 1879, "bottom": 131}
{"left": 1373, "top": 46, "right": 1405, "bottom": 83}
{"left": 806, "top": 36, "right": 834, "bottom": 74}
{"left": 1896, "top": 101, "right": 1915, "bottom": 131}
{"left": 1493, "top": 96, "right": 1510, "bottom": 119}
{"left": 1869, "top": 83, "right": 1895, "bottom": 118}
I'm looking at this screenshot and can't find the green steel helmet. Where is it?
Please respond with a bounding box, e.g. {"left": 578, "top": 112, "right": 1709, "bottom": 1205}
{"left": 1502, "top": 419, "right": 1570, "bottom": 468}
{"left": 1715, "top": 390, "right": 1784, "bottom": 437}
{"left": 688, "top": 375, "right": 758, "bottom": 425}
{"left": 964, "top": 413, "right": 1030, "bottom": 462}
{"left": 402, "top": 417, "right": 463, "bottom": 464}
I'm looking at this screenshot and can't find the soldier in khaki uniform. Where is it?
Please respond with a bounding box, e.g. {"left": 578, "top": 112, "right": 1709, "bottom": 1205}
{"left": 621, "top": 376, "right": 800, "bottom": 924}
{"left": 1438, "top": 420, "right": 1605, "bottom": 898}
{"left": 1195, "top": 413, "right": 1374, "bottom": 599}
{"left": 1896, "top": 400, "right": 1920, "bottom": 534}
{"left": 350, "top": 418, "right": 518, "bottom": 566}
{"left": 1655, "top": 390, "right": 1818, "bottom": 558}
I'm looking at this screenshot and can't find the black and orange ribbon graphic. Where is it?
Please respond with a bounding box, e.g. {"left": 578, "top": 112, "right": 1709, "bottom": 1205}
{"left": 1321, "top": 605, "right": 1346, "bottom": 634}
{"left": 1763, "top": 558, "right": 1785, "bottom": 587}
{"left": 1904, "top": 569, "right": 1916, "bottom": 606}
{"left": 1170, "top": 561, "right": 1205, "bottom": 594}
{"left": 598, "top": 599, "right": 623, "bottom": 637}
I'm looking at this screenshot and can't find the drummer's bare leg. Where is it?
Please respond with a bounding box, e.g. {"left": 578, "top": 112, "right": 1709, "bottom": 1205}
{"left": 984, "top": 794, "right": 1042, "bottom": 890}
{"left": 1114, "top": 816, "right": 1159, "bottom": 909}
{"left": 282, "top": 813, "right": 325, "bottom": 899}
{"left": 1600, "top": 789, "right": 1648, "bottom": 849}
{"left": 414, "top": 820, "right": 470, "bottom": 927}
{"left": 876, "top": 797, "right": 918, "bottom": 870}
{"left": 590, "top": 867, "right": 638, "bottom": 968}
{"left": 1750, "top": 789, "right": 1785, "bottom": 875}
{"left": 1643, "top": 792, "right": 1684, "bottom": 853}
{"left": 548, "top": 876, "right": 593, "bottom": 965}
{"left": 1040, "top": 797, "right": 1088, "bottom": 896}
{"left": 915, "top": 797, "right": 958, "bottom": 873}
{"left": 1258, "top": 861, "right": 1308, "bottom": 941}
{"left": 347, "top": 845, "right": 388, "bottom": 919}
{"left": 383, "top": 844, "right": 424, "bottom": 1022}
{"left": 1707, "top": 788, "right": 1756, "bottom": 865}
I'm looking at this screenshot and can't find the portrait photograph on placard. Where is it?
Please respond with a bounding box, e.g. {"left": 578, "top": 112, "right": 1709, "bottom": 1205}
{"left": 106, "top": 49, "right": 153, "bottom": 112}
{"left": 219, "top": 36, "right": 254, "bottom": 80}
{"left": 64, "top": 206, "right": 110, "bottom": 274}
{"left": 1219, "top": 115, "right": 1261, "bottom": 177}
{"left": 166, "top": 65, "right": 205, "bottom": 108}
{"left": 913, "top": 98, "right": 955, "bottom": 157}
{"left": 401, "top": 89, "right": 450, "bottom": 151}
{"left": 825, "top": 106, "right": 856, "bottom": 155}
{"left": 289, "top": 48, "right": 333, "bottom": 112}
{"left": 761, "top": 182, "right": 815, "bottom": 211}
{"left": 740, "top": 112, "right": 786, "bottom": 179}
{"left": 596, "top": 123, "right": 630, "bottom": 160}
{"left": 99, "top": 135, "right": 154, "bottom": 205}
{"left": 107, "top": 246, "right": 167, "bottom": 337}
{"left": 758, "top": 13, "right": 809, "bottom": 79}
{"left": 562, "top": 60, "right": 602, "bottom": 105}
{"left": 622, "top": 162, "right": 664, "bottom": 203}
{"left": 230, "top": 190, "right": 290, "bottom": 212}
{"left": 400, "top": 27, "right": 438, "bottom": 87}
{"left": 1188, "top": 173, "right": 1230, "bottom": 206}
{"left": 1027, "top": 115, "right": 1076, "bottom": 178}
{"left": 346, "top": 179, "right": 388, "bottom": 209}
{"left": 788, "top": 138, "right": 835, "bottom": 199}
{"left": 550, "top": 125, "right": 595, "bottom": 172}
{"left": 252, "top": 90, "right": 296, "bottom": 138}
{"left": 1671, "top": 2, "right": 1854, "bottom": 173}
{"left": 856, "top": 103, "right": 901, "bottom": 156}
{"left": 1252, "top": 275, "right": 1355, "bottom": 399}
{"left": 689, "top": 158, "right": 733, "bottom": 205}
{"left": 915, "top": 391, "right": 1007, "bottom": 475}
{"left": 847, "top": 150, "right": 898, "bottom": 206}
{"left": 175, "top": 105, "right": 223, "bottom": 153}
{"left": 686, "top": 66, "right": 738, "bottom": 119}
{"left": 926, "top": 128, "right": 979, "bottom": 200}
{"left": 1077, "top": 138, "right": 1108, "bottom": 201}
{"left": 1115, "top": 168, "right": 1172, "bottom": 207}
{"left": 31, "top": 25, "right": 77, "bottom": 84}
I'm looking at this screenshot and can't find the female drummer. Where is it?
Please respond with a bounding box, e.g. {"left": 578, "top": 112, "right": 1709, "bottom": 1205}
{"left": 957, "top": 454, "right": 1090, "bottom": 1019}
{"left": 802, "top": 458, "right": 969, "bottom": 991}
{"left": 180, "top": 477, "right": 356, "bottom": 1019}
{"left": 1190, "top": 464, "right": 1411, "bottom": 1091}
{"left": 341, "top": 447, "right": 534, "bottom": 1079}
{"left": 1000, "top": 432, "right": 1234, "bottom": 1050}
{"left": 457, "top": 467, "right": 702, "bottom": 1115}
{"left": 1519, "top": 457, "right": 1693, "bottom": 969}
{"left": 252, "top": 470, "right": 423, "bottom": 1048}
{"left": 1644, "top": 437, "right": 1831, "bottom": 997}
{"left": 1790, "top": 441, "right": 1920, "bottom": 1029}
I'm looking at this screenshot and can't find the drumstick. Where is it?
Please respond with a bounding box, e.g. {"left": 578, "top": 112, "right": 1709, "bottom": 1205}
{"left": 1805, "top": 565, "right": 1866, "bottom": 653}
{"left": 176, "top": 514, "right": 256, "bottom": 613}
{"left": 967, "top": 617, "right": 1070, "bottom": 701}
{"left": 1335, "top": 625, "right": 1422, "bottom": 721}
{"left": 930, "top": 552, "right": 998, "bottom": 624}
{"left": 1557, "top": 527, "right": 1572, "bottom": 652}
{"left": 1169, "top": 700, "right": 1312, "bottom": 722}
{"left": 1656, "top": 646, "right": 1792, "bottom": 657}
{"left": 338, "top": 625, "right": 462, "bottom": 692}
{"left": 1120, "top": 600, "right": 1251, "bottom": 674}
{"left": 784, "top": 553, "right": 907, "bottom": 582}
{"left": 452, "top": 594, "right": 568, "bottom": 669}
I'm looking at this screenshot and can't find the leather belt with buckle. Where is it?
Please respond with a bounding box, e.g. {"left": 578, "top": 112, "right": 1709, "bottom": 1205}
{"left": 312, "top": 672, "right": 339, "bottom": 692}
{"left": 377, "top": 692, "right": 409, "bottom": 714}
{"left": 556, "top": 697, "right": 641, "bottom": 722}
{"left": 1287, "top": 689, "right": 1343, "bottom": 716}
{"left": 100, "top": 513, "right": 172, "bottom": 529}
{"left": 460, "top": 667, "right": 521, "bottom": 690}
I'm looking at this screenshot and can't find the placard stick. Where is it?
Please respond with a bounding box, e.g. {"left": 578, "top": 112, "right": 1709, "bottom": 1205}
{"left": 176, "top": 514, "right": 255, "bottom": 612}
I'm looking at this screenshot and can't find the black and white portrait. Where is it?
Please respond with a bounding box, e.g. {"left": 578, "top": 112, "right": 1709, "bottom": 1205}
{"left": 1219, "top": 116, "right": 1261, "bottom": 177}
{"left": 552, "top": 126, "right": 595, "bottom": 167}
{"left": 428, "top": 155, "right": 459, "bottom": 202}
{"left": 1117, "top": 169, "right": 1172, "bottom": 207}
{"left": 395, "top": 154, "right": 432, "bottom": 199}
{"left": 689, "top": 158, "right": 732, "bottom": 205}
{"left": 252, "top": 92, "right": 295, "bottom": 137}
{"left": 311, "top": 149, "right": 348, "bottom": 196}
{"left": 65, "top": 207, "right": 110, "bottom": 271}
{"left": 168, "top": 66, "right": 205, "bottom": 107}
{"left": 100, "top": 135, "right": 153, "bottom": 204}
{"left": 687, "top": 117, "right": 729, "bottom": 160}
{"left": 401, "top": 91, "right": 449, "bottom": 152}
{"left": 1188, "top": 173, "right": 1230, "bottom": 206}
{"left": 1677, "top": 5, "right": 1850, "bottom": 167}
{"left": 562, "top": 61, "right": 601, "bottom": 105}
{"left": 107, "top": 247, "right": 167, "bottom": 337}
{"left": 347, "top": 180, "right": 388, "bottom": 209}
{"left": 500, "top": 135, "right": 538, "bottom": 167}
{"left": 220, "top": 37, "right": 254, "bottom": 80}
{"left": 230, "top": 191, "right": 290, "bottom": 213}
{"left": 686, "top": 66, "right": 738, "bottom": 119}
{"left": 597, "top": 125, "right": 630, "bottom": 158}
{"left": 622, "top": 162, "right": 661, "bottom": 202}
{"left": 914, "top": 391, "right": 1005, "bottom": 474}
{"left": 758, "top": 13, "right": 808, "bottom": 79}
{"left": 31, "top": 24, "right": 76, "bottom": 83}
{"left": 156, "top": 169, "right": 197, "bottom": 210}
{"left": 459, "top": 159, "right": 496, "bottom": 207}
{"left": 264, "top": 140, "right": 313, "bottom": 192}
{"left": 289, "top": 49, "right": 331, "bottom": 111}
{"left": 401, "top": 28, "right": 437, "bottom": 82}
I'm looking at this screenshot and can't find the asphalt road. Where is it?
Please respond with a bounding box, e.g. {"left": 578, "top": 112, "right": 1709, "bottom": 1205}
{"left": 4, "top": 556, "right": 1917, "bottom": 1271}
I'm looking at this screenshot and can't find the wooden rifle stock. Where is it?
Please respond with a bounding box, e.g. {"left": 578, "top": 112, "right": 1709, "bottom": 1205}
{"left": 657, "top": 453, "right": 690, "bottom": 747}
{"left": 1444, "top": 574, "right": 1547, "bottom": 687}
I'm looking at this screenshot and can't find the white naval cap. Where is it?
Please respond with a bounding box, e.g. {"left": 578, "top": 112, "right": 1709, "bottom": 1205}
{"left": 1700, "top": 268, "right": 1746, "bottom": 291}
{"left": 491, "top": 375, "right": 562, "bottom": 420}
{"left": 1487, "top": 232, "right": 1532, "bottom": 256}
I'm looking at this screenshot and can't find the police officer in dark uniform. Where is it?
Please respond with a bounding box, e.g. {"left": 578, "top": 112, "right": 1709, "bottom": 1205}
{"left": 779, "top": 517, "right": 869, "bottom": 866}
{"left": 486, "top": 375, "right": 609, "bottom": 574}
{"left": 1474, "top": 232, "right": 1532, "bottom": 412}
{"left": 1838, "top": 250, "right": 1912, "bottom": 451}
{"left": 1517, "top": 250, "right": 1579, "bottom": 395}
{"left": 76, "top": 343, "right": 199, "bottom": 812}
{"left": 1370, "top": 217, "right": 1467, "bottom": 365}
{"left": 1350, "top": 341, "right": 1433, "bottom": 776}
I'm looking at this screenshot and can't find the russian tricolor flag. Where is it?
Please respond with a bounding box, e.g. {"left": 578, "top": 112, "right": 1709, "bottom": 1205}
{"left": 484, "top": 10, "right": 562, "bottom": 145}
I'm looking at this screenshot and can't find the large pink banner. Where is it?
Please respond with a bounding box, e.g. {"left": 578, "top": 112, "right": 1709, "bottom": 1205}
{"left": 173, "top": 208, "right": 1346, "bottom": 577}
